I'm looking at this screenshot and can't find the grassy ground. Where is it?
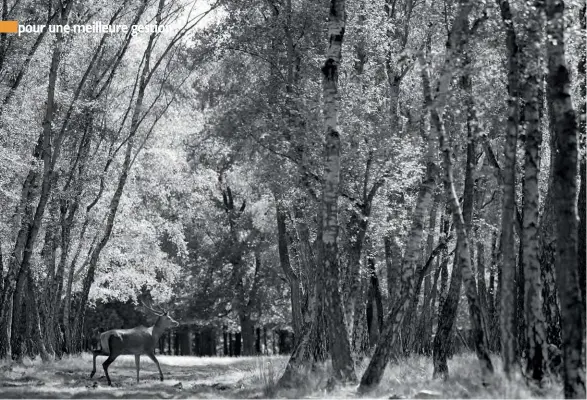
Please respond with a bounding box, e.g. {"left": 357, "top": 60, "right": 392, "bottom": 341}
{"left": 0, "top": 352, "right": 563, "bottom": 398}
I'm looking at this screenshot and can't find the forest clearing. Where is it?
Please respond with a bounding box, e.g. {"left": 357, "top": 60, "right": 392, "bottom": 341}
{"left": 0, "top": 353, "right": 564, "bottom": 398}
{"left": 0, "top": 0, "right": 585, "bottom": 397}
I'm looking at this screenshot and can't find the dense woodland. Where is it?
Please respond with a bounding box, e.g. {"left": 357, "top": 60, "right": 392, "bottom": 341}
{"left": 0, "top": 0, "right": 585, "bottom": 397}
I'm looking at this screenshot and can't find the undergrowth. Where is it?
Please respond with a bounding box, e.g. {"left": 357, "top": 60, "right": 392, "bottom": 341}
{"left": 0, "top": 352, "right": 564, "bottom": 398}
{"left": 258, "top": 353, "right": 564, "bottom": 399}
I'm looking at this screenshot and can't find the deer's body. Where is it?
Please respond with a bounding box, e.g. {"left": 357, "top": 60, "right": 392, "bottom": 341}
{"left": 90, "top": 309, "right": 178, "bottom": 385}
{"left": 99, "top": 326, "right": 158, "bottom": 354}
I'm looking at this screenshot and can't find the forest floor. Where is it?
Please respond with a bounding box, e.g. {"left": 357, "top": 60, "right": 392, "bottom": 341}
{"left": 0, "top": 352, "right": 563, "bottom": 399}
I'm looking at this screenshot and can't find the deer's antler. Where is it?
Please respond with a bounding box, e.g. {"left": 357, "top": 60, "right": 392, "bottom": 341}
{"left": 140, "top": 298, "right": 164, "bottom": 316}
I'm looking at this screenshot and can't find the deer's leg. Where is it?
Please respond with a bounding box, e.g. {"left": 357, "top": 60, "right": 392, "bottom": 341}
{"left": 90, "top": 350, "right": 106, "bottom": 378}
{"left": 146, "top": 353, "right": 164, "bottom": 381}
{"left": 103, "top": 335, "right": 121, "bottom": 386}
{"left": 135, "top": 354, "right": 140, "bottom": 383}
{"left": 102, "top": 353, "right": 118, "bottom": 386}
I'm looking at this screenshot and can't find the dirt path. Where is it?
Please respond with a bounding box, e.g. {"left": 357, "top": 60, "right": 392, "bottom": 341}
{"left": 0, "top": 354, "right": 287, "bottom": 398}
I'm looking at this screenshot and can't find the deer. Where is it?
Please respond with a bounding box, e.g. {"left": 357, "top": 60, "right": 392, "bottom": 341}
{"left": 89, "top": 299, "right": 179, "bottom": 386}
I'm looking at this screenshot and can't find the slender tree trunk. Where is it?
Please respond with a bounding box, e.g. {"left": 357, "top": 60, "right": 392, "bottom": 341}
{"left": 385, "top": 235, "right": 402, "bottom": 308}
{"left": 438, "top": 208, "right": 450, "bottom": 313}
{"left": 497, "top": 0, "right": 521, "bottom": 376}
{"left": 546, "top": 0, "right": 586, "bottom": 394}
{"left": 540, "top": 131, "right": 562, "bottom": 348}
{"left": 0, "top": 245, "right": 3, "bottom": 296}
{"left": 417, "top": 194, "right": 440, "bottom": 353}
{"left": 366, "top": 258, "right": 384, "bottom": 347}
{"left": 276, "top": 201, "right": 303, "bottom": 341}
{"left": 25, "top": 272, "right": 50, "bottom": 362}
{"left": 487, "top": 232, "right": 498, "bottom": 351}
{"left": 476, "top": 241, "right": 489, "bottom": 342}
{"left": 40, "top": 198, "right": 59, "bottom": 358}
{"left": 576, "top": 0, "right": 586, "bottom": 336}
{"left": 521, "top": 5, "right": 547, "bottom": 381}
{"left": 346, "top": 212, "right": 368, "bottom": 354}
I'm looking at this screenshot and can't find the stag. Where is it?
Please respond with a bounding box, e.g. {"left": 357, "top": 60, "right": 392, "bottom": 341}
{"left": 89, "top": 300, "right": 179, "bottom": 385}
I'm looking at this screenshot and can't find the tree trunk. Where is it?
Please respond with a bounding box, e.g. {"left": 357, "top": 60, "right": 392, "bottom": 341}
{"left": 57, "top": 128, "right": 91, "bottom": 354}
{"left": 278, "top": 209, "right": 328, "bottom": 387}
{"left": 417, "top": 194, "right": 440, "bottom": 353}
{"left": 276, "top": 202, "right": 303, "bottom": 340}
{"left": 0, "top": 245, "right": 3, "bottom": 296}
{"left": 419, "top": 258, "right": 441, "bottom": 355}
{"left": 438, "top": 209, "right": 450, "bottom": 313}
{"left": 346, "top": 211, "right": 368, "bottom": 354}
{"left": 576, "top": 0, "right": 586, "bottom": 338}
{"left": 540, "top": 146, "right": 562, "bottom": 348}
{"left": 40, "top": 199, "right": 58, "bottom": 358}
{"left": 497, "top": 0, "right": 521, "bottom": 376}
{"left": 320, "top": 0, "right": 356, "bottom": 384}
{"left": 385, "top": 235, "right": 402, "bottom": 308}
{"left": 25, "top": 272, "right": 50, "bottom": 362}
{"left": 240, "top": 314, "right": 255, "bottom": 356}
{"left": 521, "top": 6, "right": 547, "bottom": 381}
{"left": 546, "top": 0, "right": 586, "bottom": 394}
{"left": 476, "top": 241, "right": 489, "bottom": 345}
{"left": 223, "top": 326, "right": 228, "bottom": 356}
{"left": 366, "top": 258, "right": 384, "bottom": 348}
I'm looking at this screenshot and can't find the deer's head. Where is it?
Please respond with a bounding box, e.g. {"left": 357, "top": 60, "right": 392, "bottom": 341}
{"left": 140, "top": 298, "right": 180, "bottom": 329}
{"left": 156, "top": 312, "right": 180, "bottom": 329}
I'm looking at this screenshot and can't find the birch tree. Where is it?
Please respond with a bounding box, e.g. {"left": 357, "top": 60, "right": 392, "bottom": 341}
{"left": 521, "top": 0, "right": 547, "bottom": 382}
{"left": 496, "top": 0, "right": 520, "bottom": 376}
{"left": 546, "top": 0, "right": 586, "bottom": 394}
{"left": 320, "top": 0, "right": 357, "bottom": 383}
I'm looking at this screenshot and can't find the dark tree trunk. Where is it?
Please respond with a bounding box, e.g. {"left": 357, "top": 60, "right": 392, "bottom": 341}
{"left": 416, "top": 194, "right": 440, "bottom": 354}
{"left": 235, "top": 332, "right": 242, "bottom": 356}
{"left": 385, "top": 235, "right": 402, "bottom": 309}
{"left": 223, "top": 326, "right": 228, "bottom": 356}
{"left": 366, "top": 258, "right": 384, "bottom": 348}
{"left": 239, "top": 314, "right": 255, "bottom": 356}
{"left": 497, "top": 0, "right": 521, "bottom": 376}
{"left": 256, "top": 327, "right": 261, "bottom": 354}
{"left": 521, "top": 7, "right": 547, "bottom": 381}
{"left": 276, "top": 202, "right": 303, "bottom": 341}
{"left": 546, "top": 0, "right": 586, "bottom": 393}
{"left": 577, "top": 0, "right": 586, "bottom": 335}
